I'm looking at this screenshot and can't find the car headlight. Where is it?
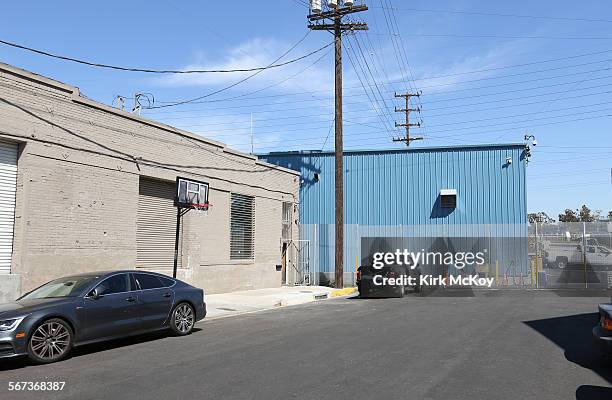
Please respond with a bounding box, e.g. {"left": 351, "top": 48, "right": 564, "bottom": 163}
{"left": 0, "top": 317, "right": 25, "bottom": 331}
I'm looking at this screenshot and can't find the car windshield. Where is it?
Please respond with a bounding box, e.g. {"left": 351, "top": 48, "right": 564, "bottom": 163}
{"left": 19, "top": 275, "right": 100, "bottom": 300}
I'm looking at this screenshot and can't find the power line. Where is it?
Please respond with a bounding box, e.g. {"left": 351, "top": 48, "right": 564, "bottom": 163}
{"left": 419, "top": 73, "right": 612, "bottom": 105}
{"left": 424, "top": 82, "right": 612, "bottom": 112}
{"left": 374, "top": 6, "right": 612, "bottom": 24}
{"left": 164, "top": 100, "right": 609, "bottom": 138}
{"left": 143, "top": 64, "right": 612, "bottom": 119}
{"left": 210, "top": 108, "right": 611, "bottom": 148}
{"left": 0, "top": 37, "right": 332, "bottom": 74}
{"left": 380, "top": 0, "right": 422, "bottom": 96}
{"left": 425, "top": 89, "right": 612, "bottom": 117}
{"left": 408, "top": 55, "right": 612, "bottom": 82}
{"left": 150, "top": 85, "right": 611, "bottom": 133}
{"left": 252, "top": 115, "right": 612, "bottom": 150}
{"left": 371, "top": 32, "right": 612, "bottom": 40}
{"left": 379, "top": 0, "right": 412, "bottom": 92}
{"left": 143, "top": 51, "right": 612, "bottom": 108}
{"left": 146, "top": 32, "right": 326, "bottom": 109}
{"left": 352, "top": 33, "right": 397, "bottom": 126}
{"left": 344, "top": 34, "right": 395, "bottom": 136}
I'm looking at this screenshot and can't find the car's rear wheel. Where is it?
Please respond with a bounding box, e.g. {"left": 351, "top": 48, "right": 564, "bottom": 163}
{"left": 27, "top": 318, "right": 73, "bottom": 364}
{"left": 170, "top": 302, "right": 195, "bottom": 335}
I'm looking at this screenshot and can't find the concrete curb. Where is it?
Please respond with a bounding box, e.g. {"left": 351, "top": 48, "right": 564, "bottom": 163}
{"left": 202, "top": 286, "right": 358, "bottom": 322}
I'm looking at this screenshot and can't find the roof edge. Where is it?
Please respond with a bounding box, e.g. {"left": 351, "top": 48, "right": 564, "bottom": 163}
{"left": 258, "top": 143, "right": 527, "bottom": 156}
{"left": 0, "top": 62, "right": 296, "bottom": 176}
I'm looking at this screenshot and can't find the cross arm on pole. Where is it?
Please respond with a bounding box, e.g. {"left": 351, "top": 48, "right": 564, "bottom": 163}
{"left": 307, "top": 5, "right": 368, "bottom": 21}
{"left": 308, "top": 23, "right": 368, "bottom": 31}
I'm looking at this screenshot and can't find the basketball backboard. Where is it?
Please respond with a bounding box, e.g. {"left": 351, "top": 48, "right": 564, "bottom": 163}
{"left": 176, "top": 177, "right": 209, "bottom": 209}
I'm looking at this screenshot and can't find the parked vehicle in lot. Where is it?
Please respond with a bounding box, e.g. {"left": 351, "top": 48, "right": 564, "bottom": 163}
{"left": 0, "top": 271, "right": 206, "bottom": 364}
{"left": 593, "top": 303, "right": 612, "bottom": 354}
{"left": 357, "top": 261, "right": 421, "bottom": 298}
{"left": 544, "top": 241, "right": 612, "bottom": 270}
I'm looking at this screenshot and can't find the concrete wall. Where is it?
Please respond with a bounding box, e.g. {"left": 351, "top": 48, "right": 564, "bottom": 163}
{"left": 0, "top": 62, "right": 300, "bottom": 297}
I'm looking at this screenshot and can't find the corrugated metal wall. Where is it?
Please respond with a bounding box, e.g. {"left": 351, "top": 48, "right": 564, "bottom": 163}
{"left": 260, "top": 144, "right": 528, "bottom": 281}
{"left": 260, "top": 144, "right": 527, "bottom": 226}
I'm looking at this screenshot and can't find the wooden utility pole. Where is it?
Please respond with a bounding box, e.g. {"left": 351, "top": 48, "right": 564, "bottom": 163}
{"left": 308, "top": 3, "right": 368, "bottom": 288}
{"left": 393, "top": 92, "right": 423, "bottom": 146}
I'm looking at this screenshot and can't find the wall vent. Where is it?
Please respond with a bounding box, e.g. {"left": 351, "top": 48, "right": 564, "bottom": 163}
{"left": 440, "top": 189, "right": 457, "bottom": 208}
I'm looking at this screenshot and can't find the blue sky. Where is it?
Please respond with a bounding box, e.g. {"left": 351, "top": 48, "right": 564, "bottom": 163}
{"left": 0, "top": 0, "right": 610, "bottom": 218}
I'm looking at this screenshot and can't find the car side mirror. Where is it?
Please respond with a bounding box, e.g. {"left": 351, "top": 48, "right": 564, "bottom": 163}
{"left": 89, "top": 287, "right": 103, "bottom": 299}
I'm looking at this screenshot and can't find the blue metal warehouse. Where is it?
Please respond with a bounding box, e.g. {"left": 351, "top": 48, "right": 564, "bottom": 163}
{"left": 260, "top": 143, "right": 529, "bottom": 285}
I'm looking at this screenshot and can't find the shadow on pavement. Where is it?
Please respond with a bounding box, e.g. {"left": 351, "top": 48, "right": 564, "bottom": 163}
{"left": 524, "top": 313, "right": 612, "bottom": 394}
{"left": 0, "top": 328, "right": 202, "bottom": 371}
{"left": 576, "top": 385, "right": 612, "bottom": 400}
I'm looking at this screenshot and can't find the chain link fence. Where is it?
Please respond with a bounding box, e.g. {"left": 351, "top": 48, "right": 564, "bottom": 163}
{"left": 301, "top": 224, "right": 529, "bottom": 288}
{"left": 296, "top": 222, "right": 612, "bottom": 289}
{"left": 530, "top": 221, "right": 612, "bottom": 289}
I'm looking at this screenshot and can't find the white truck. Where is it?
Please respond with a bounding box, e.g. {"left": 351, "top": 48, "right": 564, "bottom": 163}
{"left": 544, "top": 240, "right": 612, "bottom": 269}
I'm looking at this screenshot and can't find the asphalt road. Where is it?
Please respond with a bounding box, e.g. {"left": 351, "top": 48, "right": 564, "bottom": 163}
{"left": 1, "top": 291, "right": 611, "bottom": 400}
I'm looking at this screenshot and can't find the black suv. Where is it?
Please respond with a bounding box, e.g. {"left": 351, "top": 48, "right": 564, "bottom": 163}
{"left": 357, "top": 262, "right": 421, "bottom": 298}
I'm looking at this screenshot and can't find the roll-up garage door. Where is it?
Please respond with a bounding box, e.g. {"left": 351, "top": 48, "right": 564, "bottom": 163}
{"left": 136, "top": 177, "right": 178, "bottom": 269}
{"left": 0, "top": 141, "right": 17, "bottom": 274}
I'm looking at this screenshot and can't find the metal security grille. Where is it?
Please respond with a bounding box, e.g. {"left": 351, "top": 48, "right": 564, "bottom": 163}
{"left": 282, "top": 202, "right": 292, "bottom": 240}
{"left": 230, "top": 193, "right": 255, "bottom": 260}
{"left": 0, "top": 141, "right": 17, "bottom": 274}
{"left": 136, "top": 177, "right": 178, "bottom": 269}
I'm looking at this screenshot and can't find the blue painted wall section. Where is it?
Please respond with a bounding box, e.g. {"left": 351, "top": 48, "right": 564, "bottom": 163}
{"left": 260, "top": 144, "right": 527, "bottom": 226}
{"left": 260, "top": 144, "right": 529, "bottom": 279}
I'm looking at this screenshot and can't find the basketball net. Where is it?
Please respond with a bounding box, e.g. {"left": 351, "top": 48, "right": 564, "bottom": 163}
{"left": 191, "top": 203, "right": 210, "bottom": 217}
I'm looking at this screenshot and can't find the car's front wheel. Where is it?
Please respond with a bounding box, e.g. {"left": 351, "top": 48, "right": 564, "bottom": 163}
{"left": 27, "top": 318, "right": 73, "bottom": 364}
{"left": 556, "top": 257, "right": 568, "bottom": 269}
{"left": 170, "top": 302, "right": 195, "bottom": 335}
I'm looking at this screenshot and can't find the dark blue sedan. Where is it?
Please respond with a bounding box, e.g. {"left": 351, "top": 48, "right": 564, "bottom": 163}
{"left": 0, "top": 270, "right": 206, "bottom": 364}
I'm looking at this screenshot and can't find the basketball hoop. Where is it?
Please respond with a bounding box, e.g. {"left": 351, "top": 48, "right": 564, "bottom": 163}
{"left": 173, "top": 177, "right": 211, "bottom": 279}
{"left": 176, "top": 177, "right": 210, "bottom": 215}
{"left": 191, "top": 202, "right": 211, "bottom": 216}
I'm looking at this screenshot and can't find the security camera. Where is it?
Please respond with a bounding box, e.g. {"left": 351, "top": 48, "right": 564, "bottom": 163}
{"left": 524, "top": 133, "right": 537, "bottom": 145}
{"left": 506, "top": 157, "right": 512, "bottom": 165}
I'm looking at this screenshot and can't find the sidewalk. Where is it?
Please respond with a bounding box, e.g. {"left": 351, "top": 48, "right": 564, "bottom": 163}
{"left": 203, "top": 286, "right": 357, "bottom": 320}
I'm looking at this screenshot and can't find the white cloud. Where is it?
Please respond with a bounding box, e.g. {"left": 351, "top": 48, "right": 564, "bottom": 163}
{"left": 159, "top": 37, "right": 334, "bottom": 94}
{"left": 412, "top": 39, "right": 532, "bottom": 94}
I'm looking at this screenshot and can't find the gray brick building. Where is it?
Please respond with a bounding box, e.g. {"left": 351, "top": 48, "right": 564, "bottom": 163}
{"left": 0, "top": 62, "right": 300, "bottom": 301}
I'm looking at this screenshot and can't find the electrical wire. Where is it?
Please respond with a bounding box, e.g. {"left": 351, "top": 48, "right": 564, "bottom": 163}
{"left": 148, "top": 81, "right": 612, "bottom": 124}
{"left": 344, "top": 35, "right": 396, "bottom": 136}
{"left": 146, "top": 32, "right": 329, "bottom": 109}
{"left": 0, "top": 37, "right": 332, "bottom": 74}
{"left": 346, "top": 35, "right": 396, "bottom": 133}
{"left": 143, "top": 54, "right": 612, "bottom": 110}
{"left": 374, "top": 6, "right": 612, "bottom": 24}
{"left": 371, "top": 32, "right": 612, "bottom": 40}
{"left": 196, "top": 107, "right": 612, "bottom": 147}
